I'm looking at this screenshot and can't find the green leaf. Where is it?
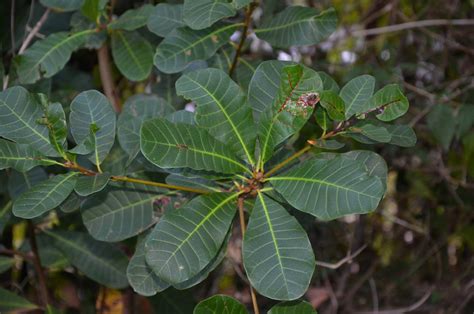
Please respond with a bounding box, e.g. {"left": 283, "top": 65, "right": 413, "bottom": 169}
{"left": 74, "top": 173, "right": 110, "bottom": 196}
{"left": 0, "top": 256, "right": 14, "bottom": 274}
{"left": 254, "top": 7, "right": 337, "bottom": 48}
{"left": 0, "top": 202, "right": 12, "bottom": 235}
{"left": 149, "top": 288, "right": 196, "bottom": 314}
{"left": 20, "top": 234, "right": 69, "bottom": 268}
{"left": 0, "top": 287, "right": 38, "bottom": 312}
{"left": 176, "top": 68, "right": 256, "bottom": 164}
{"left": 340, "top": 75, "right": 375, "bottom": 119}
{"left": 145, "top": 193, "right": 238, "bottom": 284}
{"left": 248, "top": 60, "right": 292, "bottom": 117}
{"left": 42, "top": 101, "right": 68, "bottom": 157}
{"left": 268, "top": 156, "right": 385, "bottom": 220}
{"left": 154, "top": 23, "right": 240, "bottom": 73}
{"left": 46, "top": 230, "right": 129, "bottom": 288}
{"left": 111, "top": 31, "right": 153, "bottom": 81}
{"left": 81, "top": 182, "right": 164, "bottom": 242}
{"left": 12, "top": 172, "right": 78, "bottom": 219}
{"left": 15, "top": 30, "right": 94, "bottom": 84}
{"left": 319, "top": 90, "right": 345, "bottom": 120}
{"left": 268, "top": 300, "right": 316, "bottom": 314}
{"left": 70, "top": 12, "right": 107, "bottom": 49}
{"left": 427, "top": 104, "right": 456, "bottom": 151}
{"left": 174, "top": 228, "right": 230, "bottom": 290}
{"left": 184, "top": 0, "right": 236, "bottom": 30}
{"left": 141, "top": 118, "right": 249, "bottom": 174}
{"left": 194, "top": 295, "right": 248, "bottom": 314}
{"left": 341, "top": 150, "right": 387, "bottom": 192}
{"left": 318, "top": 71, "right": 340, "bottom": 93}
{"left": 243, "top": 193, "right": 315, "bottom": 300}
{"left": 40, "top": 0, "right": 84, "bottom": 11}
{"left": 166, "top": 110, "right": 196, "bottom": 125}
{"left": 70, "top": 90, "right": 116, "bottom": 165}
{"left": 367, "top": 84, "right": 409, "bottom": 121}
{"left": 81, "top": 0, "right": 107, "bottom": 22}
{"left": 310, "top": 139, "right": 345, "bottom": 150}
{"left": 349, "top": 123, "right": 391, "bottom": 143}
{"left": 0, "top": 86, "right": 58, "bottom": 156}
{"left": 385, "top": 124, "right": 417, "bottom": 147}
{"left": 59, "top": 192, "right": 82, "bottom": 213}
{"left": 127, "top": 231, "right": 169, "bottom": 296}
{"left": 147, "top": 4, "right": 185, "bottom": 37}
{"left": 118, "top": 94, "right": 174, "bottom": 163}
{"left": 315, "top": 107, "right": 329, "bottom": 131}
{"left": 8, "top": 168, "right": 48, "bottom": 200}
{"left": 258, "top": 64, "right": 322, "bottom": 165}
{"left": 0, "top": 139, "right": 52, "bottom": 172}
{"left": 233, "top": 0, "right": 251, "bottom": 9}
{"left": 108, "top": 4, "right": 153, "bottom": 30}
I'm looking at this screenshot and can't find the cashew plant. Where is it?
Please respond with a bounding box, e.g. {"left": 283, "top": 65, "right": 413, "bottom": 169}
{"left": 0, "top": 0, "right": 416, "bottom": 313}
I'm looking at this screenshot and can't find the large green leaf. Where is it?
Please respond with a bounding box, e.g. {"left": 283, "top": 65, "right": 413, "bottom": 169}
{"left": 141, "top": 118, "right": 249, "bottom": 174}
{"left": 0, "top": 86, "right": 57, "bottom": 156}
{"left": 258, "top": 64, "right": 322, "bottom": 165}
{"left": 341, "top": 151, "right": 388, "bottom": 191}
{"left": 154, "top": 23, "right": 240, "bottom": 73}
{"left": 81, "top": 182, "right": 165, "bottom": 242}
{"left": 0, "top": 139, "right": 52, "bottom": 172}
{"left": 176, "top": 68, "right": 256, "bottom": 164}
{"left": 147, "top": 4, "right": 185, "bottom": 37}
{"left": 111, "top": 31, "right": 153, "bottom": 81}
{"left": 184, "top": 0, "right": 236, "bottom": 30}
{"left": 74, "top": 173, "right": 110, "bottom": 196}
{"left": 166, "top": 174, "right": 221, "bottom": 193}
{"left": 367, "top": 84, "right": 409, "bottom": 121}
{"left": 0, "top": 287, "right": 38, "bottom": 312}
{"left": 194, "top": 295, "right": 248, "bottom": 314}
{"left": 40, "top": 0, "right": 84, "bottom": 11}
{"left": 340, "top": 75, "right": 375, "bottom": 119}
{"left": 81, "top": 0, "right": 107, "bottom": 22}
{"left": 254, "top": 6, "right": 337, "bottom": 48}
{"left": 248, "top": 60, "right": 291, "bottom": 117}
{"left": 70, "top": 90, "right": 116, "bottom": 165}
{"left": 8, "top": 168, "right": 48, "bottom": 200}
{"left": 145, "top": 193, "right": 238, "bottom": 284}
{"left": 45, "top": 230, "right": 129, "bottom": 288}
{"left": 127, "top": 231, "right": 169, "bottom": 296}
{"left": 118, "top": 94, "right": 174, "bottom": 163}
{"left": 174, "top": 228, "right": 230, "bottom": 290}
{"left": 108, "top": 4, "right": 153, "bottom": 30}
{"left": 243, "top": 193, "right": 315, "bottom": 300}
{"left": 15, "top": 30, "right": 94, "bottom": 84}
{"left": 268, "top": 301, "right": 316, "bottom": 314}
{"left": 268, "top": 156, "right": 385, "bottom": 220}
{"left": 12, "top": 172, "right": 78, "bottom": 219}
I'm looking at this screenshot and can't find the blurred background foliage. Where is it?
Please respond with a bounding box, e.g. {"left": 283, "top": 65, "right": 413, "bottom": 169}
{"left": 1, "top": 0, "right": 473, "bottom": 313}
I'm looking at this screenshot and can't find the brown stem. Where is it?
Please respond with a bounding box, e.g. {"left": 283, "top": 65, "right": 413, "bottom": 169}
{"left": 27, "top": 221, "right": 50, "bottom": 307}
{"left": 237, "top": 197, "right": 260, "bottom": 314}
{"left": 0, "top": 248, "right": 33, "bottom": 260}
{"left": 18, "top": 8, "right": 50, "bottom": 55}
{"left": 228, "top": 3, "right": 257, "bottom": 77}
{"left": 97, "top": 43, "right": 121, "bottom": 112}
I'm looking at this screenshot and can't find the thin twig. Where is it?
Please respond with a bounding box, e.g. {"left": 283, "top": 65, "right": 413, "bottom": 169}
{"left": 351, "top": 19, "right": 474, "bottom": 37}
{"left": 97, "top": 44, "right": 122, "bottom": 112}
{"left": 18, "top": 8, "right": 50, "bottom": 55}
{"left": 237, "top": 197, "right": 260, "bottom": 314}
{"left": 28, "top": 221, "right": 50, "bottom": 307}
{"left": 315, "top": 245, "right": 367, "bottom": 269}
{"left": 10, "top": 0, "right": 16, "bottom": 56}
{"left": 0, "top": 248, "right": 33, "bottom": 260}
{"left": 228, "top": 2, "right": 257, "bottom": 76}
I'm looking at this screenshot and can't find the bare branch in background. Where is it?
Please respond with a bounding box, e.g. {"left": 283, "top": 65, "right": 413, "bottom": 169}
{"left": 315, "top": 245, "right": 367, "bottom": 269}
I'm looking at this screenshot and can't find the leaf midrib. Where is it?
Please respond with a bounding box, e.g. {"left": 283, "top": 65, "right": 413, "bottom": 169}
{"left": 267, "top": 176, "right": 379, "bottom": 198}
{"left": 143, "top": 138, "right": 249, "bottom": 173}
{"left": 116, "top": 31, "right": 147, "bottom": 76}
{"left": 257, "top": 192, "right": 290, "bottom": 295}
{"left": 186, "top": 77, "right": 255, "bottom": 165}
{"left": 156, "top": 193, "right": 239, "bottom": 275}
